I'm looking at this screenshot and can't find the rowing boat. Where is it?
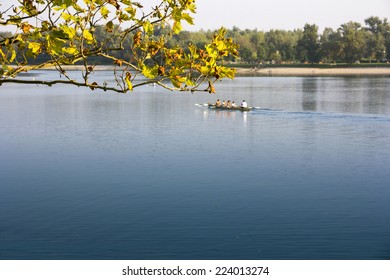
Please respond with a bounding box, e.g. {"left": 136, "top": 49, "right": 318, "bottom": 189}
{"left": 208, "top": 104, "right": 251, "bottom": 111}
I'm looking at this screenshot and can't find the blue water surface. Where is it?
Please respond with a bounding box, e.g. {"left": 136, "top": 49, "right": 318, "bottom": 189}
{"left": 1, "top": 74, "right": 390, "bottom": 259}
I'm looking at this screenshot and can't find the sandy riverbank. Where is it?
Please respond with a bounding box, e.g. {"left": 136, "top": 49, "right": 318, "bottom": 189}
{"left": 235, "top": 67, "right": 390, "bottom": 76}
{"left": 40, "top": 65, "right": 390, "bottom": 76}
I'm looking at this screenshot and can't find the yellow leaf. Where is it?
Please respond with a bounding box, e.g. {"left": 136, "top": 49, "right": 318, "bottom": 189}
{"left": 28, "top": 42, "right": 41, "bottom": 55}
{"left": 125, "top": 72, "right": 133, "bottom": 91}
{"left": 0, "top": 48, "right": 6, "bottom": 60}
{"left": 61, "top": 13, "right": 72, "bottom": 21}
{"left": 62, "top": 47, "right": 78, "bottom": 55}
{"left": 10, "top": 48, "right": 16, "bottom": 62}
{"left": 21, "top": 23, "right": 33, "bottom": 33}
{"left": 100, "top": 6, "right": 109, "bottom": 19}
{"left": 208, "top": 81, "right": 216, "bottom": 93}
{"left": 83, "top": 29, "right": 94, "bottom": 44}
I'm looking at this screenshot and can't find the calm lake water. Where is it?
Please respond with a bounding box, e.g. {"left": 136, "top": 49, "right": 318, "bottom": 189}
{"left": 1, "top": 72, "right": 390, "bottom": 260}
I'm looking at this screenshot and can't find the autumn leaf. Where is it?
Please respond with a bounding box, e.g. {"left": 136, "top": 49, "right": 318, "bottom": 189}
{"left": 21, "top": 23, "right": 33, "bottom": 33}
{"left": 89, "top": 82, "right": 98, "bottom": 90}
{"left": 158, "top": 66, "right": 165, "bottom": 76}
{"left": 28, "top": 42, "right": 41, "bottom": 55}
{"left": 114, "top": 59, "right": 123, "bottom": 66}
{"left": 83, "top": 30, "right": 94, "bottom": 44}
{"left": 208, "top": 81, "right": 216, "bottom": 94}
{"left": 100, "top": 6, "right": 110, "bottom": 19}
{"left": 125, "top": 72, "right": 133, "bottom": 91}
{"left": 133, "top": 31, "right": 142, "bottom": 47}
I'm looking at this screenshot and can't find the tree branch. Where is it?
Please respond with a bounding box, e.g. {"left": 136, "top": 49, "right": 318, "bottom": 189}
{"left": 0, "top": 78, "right": 127, "bottom": 93}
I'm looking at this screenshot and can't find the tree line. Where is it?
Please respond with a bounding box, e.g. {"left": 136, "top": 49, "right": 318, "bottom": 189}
{"left": 173, "top": 16, "right": 390, "bottom": 65}
{"left": 4, "top": 16, "right": 387, "bottom": 66}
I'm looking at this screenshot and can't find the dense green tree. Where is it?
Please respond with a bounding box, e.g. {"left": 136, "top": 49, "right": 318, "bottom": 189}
{"left": 265, "top": 29, "right": 298, "bottom": 62}
{"left": 234, "top": 30, "right": 257, "bottom": 62}
{"left": 365, "top": 31, "right": 385, "bottom": 62}
{"left": 364, "top": 17, "right": 386, "bottom": 61}
{"left": 339, "top": 21, "right": 366, "bottom": 64}
{"left": 365, "top": 16, "right": 390, "bottom": 60}
{"left": 297, "top": 24, "right": 321, "bottom": 63}
{"left": 249, "top": 30, "right": 267, "bottom": 61}
{"left": 320, "top": 28, "right": 343, "bottom": 63}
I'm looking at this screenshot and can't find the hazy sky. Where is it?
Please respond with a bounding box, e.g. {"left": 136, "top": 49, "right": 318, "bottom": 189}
{"left": 1, "top": 0, "right": 389, "bottom": 32}
{"left": 185, "top": 0, "right": 390, "bottom": 31}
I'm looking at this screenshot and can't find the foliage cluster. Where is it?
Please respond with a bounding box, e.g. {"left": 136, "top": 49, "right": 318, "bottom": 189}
{"left": 0, "top": 0, "right": 238, "bottom": 93}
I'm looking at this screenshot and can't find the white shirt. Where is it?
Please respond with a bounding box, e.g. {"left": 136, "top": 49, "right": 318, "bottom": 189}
{"left": 241, "top": 101, "right": 248, "bottom": 108}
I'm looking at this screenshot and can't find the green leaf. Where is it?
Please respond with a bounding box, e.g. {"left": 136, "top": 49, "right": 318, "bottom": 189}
{"left": 141, "top": 65, "right": 158, "bottom": 79}
{"left": 182, "top": 13, "right": 194, "bottom": 25}
{"left": 222, "top": 67, "right": 236, "bottom": 79}
{"left": 124, "top": 6, "right": 136, "bottom": 17}
{"left": 105, "top": 21, "right": 114, "bottom": 33}
{"left": 62, "top": 26, "right": 76, "bottom": 39}
{"left": 143, "top": 20, "right": 153, "bottom": 34}
{"left": 118, "top": 12, "right": 131, "bottom": 22}
{"left": 188, "top": 3, "right": 196, "bottom": 13}
{"left": 170, "top": 77, "right": 181, "bottom": 89}
{"left": 185, "top": 78, "right": 196, "bottom": 87}
{"left": 172, "top": 21, "right": 182, "bottom": 34}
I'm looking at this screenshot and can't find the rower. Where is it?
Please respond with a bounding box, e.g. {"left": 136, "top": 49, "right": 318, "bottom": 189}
{"left": 231, "top": 101, "right": 237, "bottom": 107}
{"left": 215, "top": 99, "right": 222, "bottom": 106}
{"left": 241, "top": 100, "right": 248, "bottom": 108}
{"left": 227, "top": 100, "right": 232, "bottom": 108}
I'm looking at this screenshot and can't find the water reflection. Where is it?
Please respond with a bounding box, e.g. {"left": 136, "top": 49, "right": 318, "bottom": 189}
{"left": 302, "top": 77, "right": 318, "bottom": 111}
{"left": 212, "top": 76, "right": 390, "bottom": 115}
{"left": 197, "top": 108, "right": 249, "bottom": 126}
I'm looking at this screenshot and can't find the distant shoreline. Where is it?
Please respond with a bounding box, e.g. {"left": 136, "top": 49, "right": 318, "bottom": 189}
{"left": 235, "top": 67, "right": 390, "bottom": 76}
{"left": 39, "top": 65, "right": 390, "bottom": 76}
